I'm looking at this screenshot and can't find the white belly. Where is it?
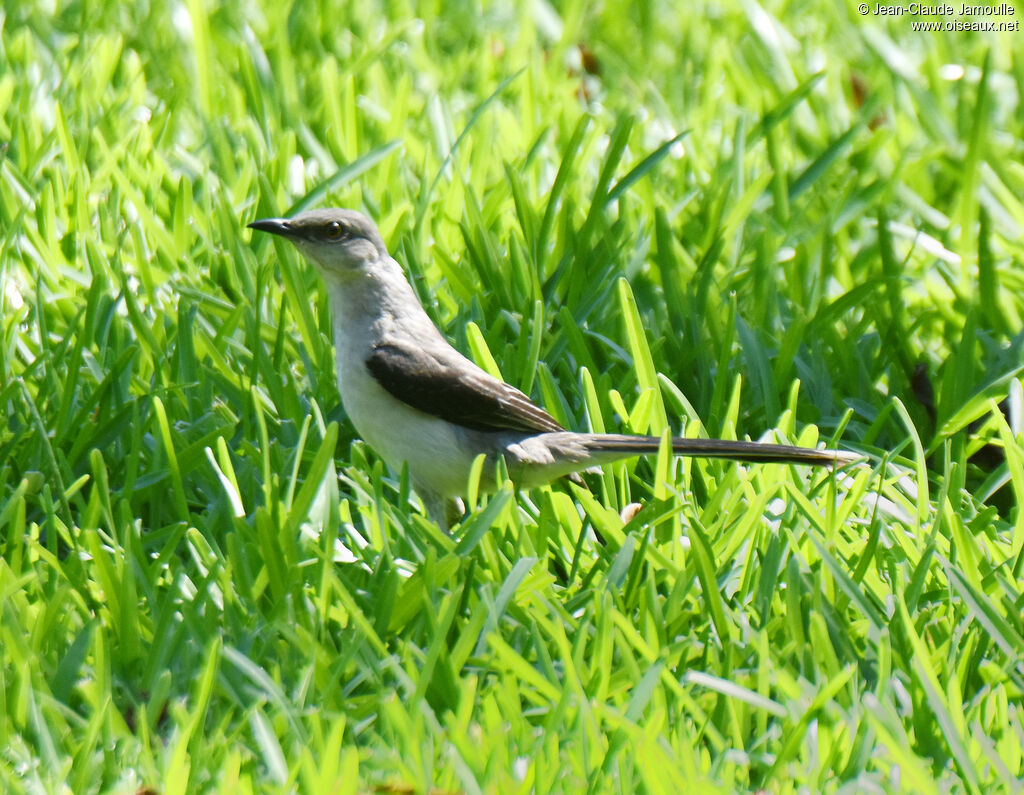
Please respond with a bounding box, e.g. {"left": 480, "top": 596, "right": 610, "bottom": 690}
{"left": 336, "top": 352, "right": 480, "bottom": 498}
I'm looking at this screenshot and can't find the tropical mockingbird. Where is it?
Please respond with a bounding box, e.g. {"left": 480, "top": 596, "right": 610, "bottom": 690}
{"left": 249, "top": 208, "right": 854, "bottom": 527}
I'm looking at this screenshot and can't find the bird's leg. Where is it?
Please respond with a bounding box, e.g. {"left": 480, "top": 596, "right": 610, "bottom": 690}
{"left": 420, "top": 490, "right": 465, "bottom": 532}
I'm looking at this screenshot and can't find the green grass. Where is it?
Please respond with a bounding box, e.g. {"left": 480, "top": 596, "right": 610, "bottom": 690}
{"left": 2, "top": 0, "right": 1024, "bottom": 791}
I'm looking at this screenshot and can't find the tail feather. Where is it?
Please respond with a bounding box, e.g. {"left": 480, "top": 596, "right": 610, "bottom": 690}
{"left": 508, "top": 432, "right": 860, "bottom": 489}
{"left": 582, "top": 433, "right": 857, "bottom": 467}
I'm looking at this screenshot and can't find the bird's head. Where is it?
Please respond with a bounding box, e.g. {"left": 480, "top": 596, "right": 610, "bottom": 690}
{"left": 248, "top": 208, "right": 387, "bottom": 278}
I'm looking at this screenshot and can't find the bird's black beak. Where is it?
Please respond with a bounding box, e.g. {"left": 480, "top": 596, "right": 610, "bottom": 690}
{"left": 248, "top": 217, "right": 294, "bottom": 237}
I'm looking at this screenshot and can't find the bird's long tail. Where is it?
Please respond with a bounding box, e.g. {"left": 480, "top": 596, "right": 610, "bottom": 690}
{"left": 511, "top": 432, "right": 859, "bottom": 488}
{"left": 582, "top": 433, "right": 858, "bottom": 466}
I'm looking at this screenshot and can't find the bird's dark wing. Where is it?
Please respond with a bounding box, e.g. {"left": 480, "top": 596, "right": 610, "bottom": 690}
{"left": 365, "top": 341, "right": 564, "bottom": 434}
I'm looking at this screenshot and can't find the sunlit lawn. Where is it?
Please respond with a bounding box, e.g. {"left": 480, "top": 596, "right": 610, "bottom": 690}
{"left": 2, "top": 1, "right": 1023, "bottom": 791}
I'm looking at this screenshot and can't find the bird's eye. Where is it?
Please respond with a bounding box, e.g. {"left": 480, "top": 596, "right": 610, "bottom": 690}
{"left": 324, "top": 221, "right": 346, "bottom": 241}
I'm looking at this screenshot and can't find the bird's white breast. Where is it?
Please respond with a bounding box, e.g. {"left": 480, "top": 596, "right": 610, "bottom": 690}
{"left": 332, "top": 314, "right": 479, "bottom": 498}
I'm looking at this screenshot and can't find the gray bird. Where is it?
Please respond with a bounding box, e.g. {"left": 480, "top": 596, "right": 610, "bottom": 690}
{"left": 249, "top": 208, "right": 854, "bottom": 527}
